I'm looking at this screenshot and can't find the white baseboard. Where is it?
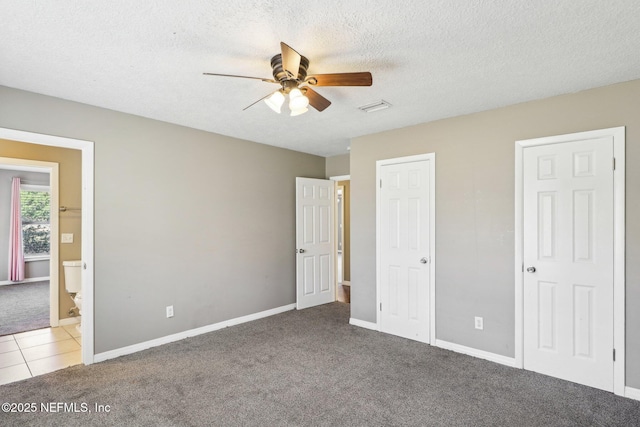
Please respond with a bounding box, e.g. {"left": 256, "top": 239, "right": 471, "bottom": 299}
{"left": 341, "top": 280, "right": 351, "bottom": 287}
{"left": 0, "top": 276, "right": 50, "bottom": 286}
{"left": 435, "top": 339, "right": 517, "bottom": 368}
{"left": 626, "top": 386, "right": 640, "bottom": 401}
{"left": 94, "top": 303, "right": 296, "bottom": 363}
{"left": 349, "top": 317, "right": 378, "bottom": 331}
{"left": 58, "top": 317, "right": 80, "bottom": 326}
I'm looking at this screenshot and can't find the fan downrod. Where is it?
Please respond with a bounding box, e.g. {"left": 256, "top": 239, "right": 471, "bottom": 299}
{"left": 270, "top": 54, "right": 310, "bottom": 83}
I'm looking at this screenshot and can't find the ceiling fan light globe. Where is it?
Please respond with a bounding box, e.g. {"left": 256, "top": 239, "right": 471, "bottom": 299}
{"left": 289, "top": 96, "right": 309, "bottom": 110}
{"left": 289, "top": 89, "right": 310, "bottom": 110}
{"left": 289, "top": 88, "right": 303, "bottom": 99}
{"left": 264, "top": 91, "right": 285, "bottom": 113}
{"left": 290, "top": 107, "right": 309, "bottom": 117}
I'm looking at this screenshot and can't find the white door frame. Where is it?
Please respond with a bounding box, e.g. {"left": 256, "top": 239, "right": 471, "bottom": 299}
{"left": 0, "top": 158, "right": 59, "bottom": 327}
{"left": 0, "top": 127, "right": 95, "bottom": 365}
{"left": 376, "top": 153, "right": 436, "bottom": 343}
{"left": 330, "top": 174, "right": 350, "bottom": 293}
{"left": 514, "top": 126, "right": 625, "bottom": 396}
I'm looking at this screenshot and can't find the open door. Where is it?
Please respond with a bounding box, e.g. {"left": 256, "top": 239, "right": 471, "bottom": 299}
{"left": 295, "top": 177, "right": 335, "bottom": 309}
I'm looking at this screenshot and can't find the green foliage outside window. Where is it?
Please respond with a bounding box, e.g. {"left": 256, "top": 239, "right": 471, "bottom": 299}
{"left": 21, "top": 190, "right": 51, "bottom": 255}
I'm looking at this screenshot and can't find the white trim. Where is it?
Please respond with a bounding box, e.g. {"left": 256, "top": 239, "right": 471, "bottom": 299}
{"left": 335, "top": 183, "right": 345, "bottom": 292}
{"left": 20, "top": 183, "right": 50, "bottom": 192}
{"left": 514, "top": 141, "right": 524, "bottom": 369}
{"left": 341, "top": 280, "right": 351, "bottom": 287}
{"left": 330, "top": 175, "right": 350, "bottom": 301}
{"left": 80, "top": 138, "right": 95, "bottom": 365}
{"left": 435, "top": 339, "right": 517, "bottom": 368}
{"left": 24, "top": 255, "right": 51, "bottom": 262}
{"left": 0, "top": 128, "right": 92, "bottom": 151}
{"left": 0, "top": 127, "right": 95, "bottom": 365}
{"left": 94, "top": 303, "right": 296, "bottom": 363}
{"left": 376, "top": 153, "right": 436, "bottom": 344}
{"left": 625, "top": 387, "right": 640, "bottom": 401}
{"left": 0, "top": 276, "right": 49, "bottom": 286}
{"left": 514, "top": 126, "right": 625, "bottom": 395}
{"left": 349, "top": 318, "right": 378, "bottom": 331}
{"left": 428, "top": 155, "right": 436, "bottom": 342}
{"left": 0, "top": 156, "right": 59, "bottom": 328}
{"left": 612, "top": 127, "right": 626, "bottom": 397}
{"left": 49, "top": 164, "right": 59, "bottom": 327}
{"left": 58, "top": 316, "right": 80, "bottom": 327}
{"left": 0, "top": 164, "right": 50, "bottom": 173}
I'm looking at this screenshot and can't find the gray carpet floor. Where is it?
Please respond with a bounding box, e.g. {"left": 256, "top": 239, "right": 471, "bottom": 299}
{"left": 1, "top": 302, "right": 639, "bottom": 426}
{"left": 0, "top": 281, "right": 49, "bottom": 336}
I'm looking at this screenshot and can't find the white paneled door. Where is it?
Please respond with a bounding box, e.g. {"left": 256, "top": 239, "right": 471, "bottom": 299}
{"left": 296, "top": 178, "right": 335, "bottom": 310}
{"left": 523, "top": 137, "right": 614, "bottom": 391}
{"left": 379, "top": 159, "right": 431, "bottom": 343}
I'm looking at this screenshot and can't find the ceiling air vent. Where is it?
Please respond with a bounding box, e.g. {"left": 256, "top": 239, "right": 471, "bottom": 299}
{"left": 358, "top": 100, "right": 392, "bottom": 113}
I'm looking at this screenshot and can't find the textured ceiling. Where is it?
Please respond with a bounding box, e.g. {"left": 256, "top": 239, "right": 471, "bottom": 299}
{"left": 2, "top": 1, "right": 640, "bottom": 157}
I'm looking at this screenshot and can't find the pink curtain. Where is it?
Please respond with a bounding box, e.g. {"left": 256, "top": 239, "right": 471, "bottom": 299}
{"left": 9, "top": 177, "right": 24, "bottom": 282}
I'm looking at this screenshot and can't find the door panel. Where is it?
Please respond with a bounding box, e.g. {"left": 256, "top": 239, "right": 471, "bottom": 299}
{"left": 296, "top": 177, "right": 335, "bottom": 309}
{"left": 379, "top": 160, "right": 431, "bottom": 343}
{"left": 537, "top": 281, "right": 557, "bottom": 351}
{"left": 523, "top": 137, "right": 614, "bottom": 391}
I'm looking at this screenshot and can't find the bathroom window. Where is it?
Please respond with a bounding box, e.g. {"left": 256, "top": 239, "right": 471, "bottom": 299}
{"left": 20, "top": 185, "right": 51, "bottom": 259}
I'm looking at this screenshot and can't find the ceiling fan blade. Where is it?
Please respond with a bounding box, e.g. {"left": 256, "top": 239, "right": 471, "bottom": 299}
{"left": 303, "top": 87, "right": 331, "bottom": 112}
{"left": 203, "top": 73, "right": 277, "bottom": 84}
{"left": 306, "top": 72, "right": 372, "bottom": 86}
{"left": 242, "top": 91, "right": 276, "bottom": 111}
{"left": 281, "top": 42, "right": 302, "bottom": 79}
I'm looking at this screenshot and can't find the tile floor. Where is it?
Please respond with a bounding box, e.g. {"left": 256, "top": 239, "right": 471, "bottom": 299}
{"left": 0, "top": 324, "right": 82, "bottom": 386}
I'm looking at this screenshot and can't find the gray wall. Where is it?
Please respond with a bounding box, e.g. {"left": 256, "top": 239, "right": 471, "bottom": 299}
{"left": 325, "top": 154, "right": 350, "bottom": 178}
{"left": 0, "top": 85, "right": 325, "bottom": 353}
{"left": 0, "top": 169, "right": 50, "bottom": 281}
{"left": 24, "top": 260, "right": 49, "bottom": 278}
{"left": 350, "top": 79, "right": 640, "bottom": 387}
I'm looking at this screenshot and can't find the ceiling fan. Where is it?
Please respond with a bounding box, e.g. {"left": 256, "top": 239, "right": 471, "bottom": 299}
{"left": 204, "top": 42, "right": 372, "bottom": 116}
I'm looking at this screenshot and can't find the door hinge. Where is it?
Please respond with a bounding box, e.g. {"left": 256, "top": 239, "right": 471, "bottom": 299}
{"left": 379, "top": 179, "right": 382, "bottom": 188}
{"left": 613, "top": 157, "right": 616, "bottom": 170}
{"left": 522, "top": 263, "right": 524, "bottom": 273}
{"left": 613, "top": 348, "right": 616, "bottom": 361}
{"left": 379, "top": 302, "right": 382, "bottom": 311}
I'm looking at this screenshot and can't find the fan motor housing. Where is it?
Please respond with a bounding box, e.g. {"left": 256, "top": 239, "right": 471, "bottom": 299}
{"left": 270, "top": 54, "right": 309, "bottom": 82}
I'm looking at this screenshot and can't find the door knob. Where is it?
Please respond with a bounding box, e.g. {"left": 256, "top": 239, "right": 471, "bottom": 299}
{"left": 420, "top": 257, "right": 428, "bottom": 264}
{"left": 299, "top": 249, "right": 305, "bottom": 254}
{"left": 526, "top": 266, "right": 536, "bottom": 273}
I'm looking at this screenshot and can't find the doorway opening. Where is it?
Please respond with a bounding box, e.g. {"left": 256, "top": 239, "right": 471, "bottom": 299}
{"left": 331, "top": 175, "right": 350, "bottom": 303}
{"left": 0, "top": 128, "right": 94, "bottom": 365}
{"left": 0, "top": 159, "right": 57, "bottom": 335}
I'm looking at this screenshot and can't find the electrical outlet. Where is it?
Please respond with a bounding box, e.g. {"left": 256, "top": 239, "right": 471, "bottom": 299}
{"left": 61, "top": 233, "right": 74, "bottom": 243}
{"left": 166, "top": 305, "right": 174, "bottom": 318}
{"left": 474, "top": 316, "right": 483, "bottom": 330}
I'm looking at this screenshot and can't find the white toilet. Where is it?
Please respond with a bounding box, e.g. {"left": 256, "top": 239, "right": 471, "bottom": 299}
{"left": 63, "top": 260, "right": 83, "bottom": 333}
